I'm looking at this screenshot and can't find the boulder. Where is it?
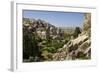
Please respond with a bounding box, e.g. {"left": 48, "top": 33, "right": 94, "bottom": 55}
{"left": 78, "top": 39, "right": 91, "bottom": 52}
{"left": 72, "top": 34, "right": 88, "bottom": 46}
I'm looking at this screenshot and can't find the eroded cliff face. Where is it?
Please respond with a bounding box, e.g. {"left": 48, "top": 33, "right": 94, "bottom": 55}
{"left": 52, "top": 13, "right": 91, "bottom": 60}
{"left": 23, "top": 13, "right": 91, "bottom": 62}
{"left": 83, "top": 13, "right": 91, "bottom": 37}
{"left": 23, "top": 18, "right": 64, "bottom": 61}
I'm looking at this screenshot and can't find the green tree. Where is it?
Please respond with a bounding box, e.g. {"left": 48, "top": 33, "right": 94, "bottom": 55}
{"left": 73, "top": 27, "right": 81, "bottom": 38}
{"left": 23, "top": 26, "right": 40, "bottom": 61}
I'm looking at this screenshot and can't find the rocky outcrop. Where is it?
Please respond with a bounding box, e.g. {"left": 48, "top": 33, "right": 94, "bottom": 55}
{"left": 23, "top": 18, "right": 63, "bottom": 40}
{"left": 52, "top": 13, "right": 91, "bottom": 60}
{"left": 52, "top": 34, "right": 91, "bottom": 60}
{"left": 23, "top": 18, "right": 64, "bottom": 61}
{"left": 23, "top": 13, "right": 91, "bottom": 61}
{"left": 83, "top": 13, "right": 91, "bottom": 37}
{"left": 66, "top": 35, "right": 91, "bottom": 60}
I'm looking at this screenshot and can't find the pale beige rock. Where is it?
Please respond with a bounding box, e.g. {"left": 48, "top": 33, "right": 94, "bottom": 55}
{"left": 24, "top": 23, "right": 30, "bottom": 27}
{"left": 72, "top": 34, "right": 88, "bottom": 46}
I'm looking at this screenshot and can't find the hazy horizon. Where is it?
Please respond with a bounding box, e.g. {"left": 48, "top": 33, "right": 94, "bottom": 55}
{"left": 23, "top": 10, "right": 84, "bottom": 27}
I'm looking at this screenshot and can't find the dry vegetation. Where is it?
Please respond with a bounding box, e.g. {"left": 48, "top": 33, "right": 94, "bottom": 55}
{"left": 23, "top": 13, "right": 91, "bottom": 62}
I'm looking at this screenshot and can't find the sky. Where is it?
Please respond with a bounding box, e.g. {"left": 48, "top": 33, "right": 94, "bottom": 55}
{"left": 23, "top": 10, "right": 84, "bottom": 27}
